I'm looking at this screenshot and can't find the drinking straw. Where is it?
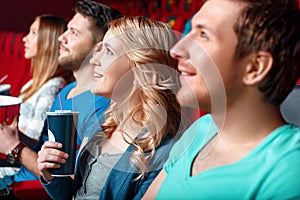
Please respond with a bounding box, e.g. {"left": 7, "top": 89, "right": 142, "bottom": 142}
{"left": 0, "top": 75, "right": 8, "bottom": 84}
{"left": 58, "top": 94, "right": 63, "bottom": 110}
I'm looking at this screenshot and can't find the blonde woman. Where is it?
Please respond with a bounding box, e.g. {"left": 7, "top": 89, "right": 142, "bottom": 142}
{"left": 38, "top": 16, "right": 185, "bottom": 200}
{"left": 19, "top": 15, "right": 73, "bottom": 140}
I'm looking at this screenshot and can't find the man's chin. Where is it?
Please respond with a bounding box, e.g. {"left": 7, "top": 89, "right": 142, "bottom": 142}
{"left": 58, "top": 57, "right": 76, "bottom": 70}
{"left": 58, "top": 56, "right": 67, "bottom": 65}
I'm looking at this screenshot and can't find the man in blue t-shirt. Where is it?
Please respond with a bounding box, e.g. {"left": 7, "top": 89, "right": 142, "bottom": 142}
{"left": 0, "top": 0, "right": 122, "bottom": 197}
{"left": 143, "top": 0, "right": 300, "bottom": 199}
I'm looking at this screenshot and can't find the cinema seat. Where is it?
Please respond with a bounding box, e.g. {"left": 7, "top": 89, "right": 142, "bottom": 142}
{"left": 12, "top": 180, "right": 51, "bottom": 200}
{"left": 0, "top": 30, "right": 31, "bottom": 97}
{"left": 281, "top": 84, "right": 300, "bottom": 128}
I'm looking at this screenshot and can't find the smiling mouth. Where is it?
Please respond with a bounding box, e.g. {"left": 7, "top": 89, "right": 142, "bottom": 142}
{"left": 178, "top": 61, "right": 197, "bottom": 77}
{"left": 93, "top": 72, "right": 103, "bottom": 80}
{"left": 180, "top": 70, "right": 196, "bottom": 77}
{"left": 59, "top": 45, "right": 69, "bottom": 53}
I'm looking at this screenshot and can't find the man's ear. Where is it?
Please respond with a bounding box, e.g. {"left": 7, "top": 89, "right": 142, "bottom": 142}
{"left": 243, "top": 51, "right": 273, "bottom": 85}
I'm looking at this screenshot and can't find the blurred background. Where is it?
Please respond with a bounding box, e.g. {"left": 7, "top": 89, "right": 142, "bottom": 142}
{"left": 0, "top": 0, "right": 200, "bottom": 33}
{"left": 0, "top": 0, "right": 201, "bottom": 96}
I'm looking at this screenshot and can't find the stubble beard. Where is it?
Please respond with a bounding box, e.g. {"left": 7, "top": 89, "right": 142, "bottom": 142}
{"left": 58, "top": 55, "right": 81, "bottom": 71}
{"left": 58, "top": 50, "right": 90, "bottom": 71}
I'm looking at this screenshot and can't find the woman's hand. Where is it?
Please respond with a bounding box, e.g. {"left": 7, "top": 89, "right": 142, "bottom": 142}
{"left": 37, "top": 141, "right": 69, "bottom": 182}
{"left": 0, "top": 116, "right": 20, "bottom": 154}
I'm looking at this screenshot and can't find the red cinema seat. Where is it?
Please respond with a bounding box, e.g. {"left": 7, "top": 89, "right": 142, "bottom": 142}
{"left": 148, "top": 0, "right": 162, "bottom": 20}
{"left": 0, "top": 30, "right": 31, "bottom": 97}
{"left": 13, "top": 180, "right": 51, "bottom": 200}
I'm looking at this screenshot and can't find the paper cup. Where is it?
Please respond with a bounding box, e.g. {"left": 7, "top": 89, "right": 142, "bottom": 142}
{"left": 46, "top": 110, "right": 79, "bottom": 176}
{"left": 0, "top": 95, "right": 22, "bottom": 125}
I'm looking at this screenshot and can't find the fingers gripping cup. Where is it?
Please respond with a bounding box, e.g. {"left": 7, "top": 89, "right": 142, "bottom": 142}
{"left": 46, "top": 110, "right": 79, "bottom": 176}
{"left": 0, "top": 95, "right": 22, "bottom": 125}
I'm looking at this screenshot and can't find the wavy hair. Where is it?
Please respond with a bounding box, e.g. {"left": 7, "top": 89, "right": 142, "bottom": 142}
{"left": 21, "top": 15, "right": 73, "bottom": 102}
{"left": 100, "top": 16, "right": 181, "bottom": 178}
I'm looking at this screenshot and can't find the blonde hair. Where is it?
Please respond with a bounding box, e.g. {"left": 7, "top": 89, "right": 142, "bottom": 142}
{"left": 21, "top": 15, "right": 72, "bottom": 102}
{"left": 100, "top": 16, "right": 181, "bottom": 178}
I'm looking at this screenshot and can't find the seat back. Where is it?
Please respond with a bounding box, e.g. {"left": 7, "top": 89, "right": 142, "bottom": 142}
{"left": 0, "top": 30, "right": 31, "bottom": 97}
{"left": 280, "top": 85, "right": 300, "bottom": 127}
{"left": 12, "top": 180, "right": 51, "bottom": 200}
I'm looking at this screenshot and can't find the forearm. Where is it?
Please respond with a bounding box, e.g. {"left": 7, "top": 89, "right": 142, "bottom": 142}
{"left": 18, "top": 130, "right": 38, "bottom": 147}
{"left": 19, "top": 146, "right": 39, "bottom": 177}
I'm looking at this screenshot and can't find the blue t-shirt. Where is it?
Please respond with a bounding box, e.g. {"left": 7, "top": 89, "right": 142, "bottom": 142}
{"left": 157, "top": 114, "right": 300, "bottom": 199}
{"left": 14, "top": 82, "right": 110, "bottom": 182}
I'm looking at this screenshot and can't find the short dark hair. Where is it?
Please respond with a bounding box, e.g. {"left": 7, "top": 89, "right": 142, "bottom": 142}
{"left": 232, "top": 0, "right": 300, "bottom": 105}
{"left": 75, "top": 0, "right": 123, "bottom": 42}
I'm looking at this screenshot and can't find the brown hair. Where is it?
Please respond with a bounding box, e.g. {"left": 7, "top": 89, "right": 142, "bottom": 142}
{"left": 74, "top": 0, "right": 123, "bottom": 43}
{"left": 231, "top": 0, "right": 300, "bottom": 105}
{"left": 21, "top": 15, "right": 73, "bottom": 102}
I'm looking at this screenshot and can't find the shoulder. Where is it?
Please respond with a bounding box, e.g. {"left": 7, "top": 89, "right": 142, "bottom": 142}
{"left": 44, "top": 77, "right": 65, "bottom": 87}
{"left": 86, "top": 93, "right": 111, "bottom": 114}
{"left": 94, "top": 93, "right": 110, "bottom": 101}
{"left": 268, "top": 124, "right": 300, "bottom": 153}
{"left": 91, "top": 93, "right": 111, "bottom": 106}
{"left": 268, "top": 124, "right": 300, "bottom": 163}
{"left": 259, "top": 137, "right": 300, "bottom": 198}
{"left": 34, "top": 78, "right": 65, "bottom": 96}
{"left": 267, "top": 124, "right": 300, "bottom": 168}
{"left": 36, "top": 77, "right": 66, "bottom": 93}
{"left": 58, "top": 82, "right": 76, "bottom": 94}
{"left": 72, "top": 91, "right": 110, "bottom": 114}
{"left": 255, "top": 124, "right": 300, "bottom": 198}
